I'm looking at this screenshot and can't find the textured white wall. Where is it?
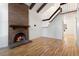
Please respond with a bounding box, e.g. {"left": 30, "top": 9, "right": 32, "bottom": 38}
{"left": 29, "top": 10, "right": 42, "bottom": 40}
{"left": 0, "top": 3, "right": 8, "bottom": 48}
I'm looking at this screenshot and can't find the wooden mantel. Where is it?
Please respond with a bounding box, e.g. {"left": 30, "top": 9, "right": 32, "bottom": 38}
{"left": 9, "top": 25, "right": 30, "bottom": 29}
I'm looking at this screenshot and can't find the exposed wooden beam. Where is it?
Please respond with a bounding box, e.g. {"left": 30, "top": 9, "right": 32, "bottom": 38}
{"left": 61, "top": 10, "right": 77, "bottom": 14}
{"left": 60, "top": 3, "right": 67, "bottom": 5}
{"left": 49, "top": 7, "right": 61, "bottom": 20}
{"left": 42, "top": 7, "right": 61, "bottom": 21}
{"left": 37, "top": 3, "right": 47, "bottom": 13}
{"left": 29, "top": 3, "right": 36, "bottom": 9}
{"left": 42, "top": 19, "right": 50, "bottom": 21}
{"left": 49, "top": 11, "right": 61, "bottom": 23}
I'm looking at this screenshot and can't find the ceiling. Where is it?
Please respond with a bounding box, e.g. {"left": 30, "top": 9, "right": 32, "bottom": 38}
{"left": 25, "top": 3, "right": 55, "bottom": 13}
{"left": 25, "top": 3, "right": 31, "bottom": 7}
{"left": 25, "top": 3, "right": 60, "bottom": 21}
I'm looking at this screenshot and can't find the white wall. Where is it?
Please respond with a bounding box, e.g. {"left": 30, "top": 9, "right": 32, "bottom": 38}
{"left": 41, "top": 14, "right": 63, "bottom": 40}
{"left": 29, "top": 4, "right": 62, "bottom": 40}
{"left": 41, "top": 4, "right": 63, "bottom": 39}
{"left": 0, "top": 3, "right": 8, "bottom": 48}
{"left": 29, "top": 10, "right": 42, "bottom": 40}
{"left": 47, "top": 14, "right": 63, "bottom": 39}
{"left": 61, "top": 3, "right": 77, "bottom": 13}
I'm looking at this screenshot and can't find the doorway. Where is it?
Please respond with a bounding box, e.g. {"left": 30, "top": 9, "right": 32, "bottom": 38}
{"left": 63, "top": 12, "right": 77, "bottom": 47}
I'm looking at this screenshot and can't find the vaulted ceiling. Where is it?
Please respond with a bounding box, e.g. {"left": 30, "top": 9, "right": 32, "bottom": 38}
{"left": 25, "top": 3, "right": 55, "bottom": 13}
{"left": 25, "top": 3, "right": 66, "bottom": 22}
{"left": 25, "top": 3, "right": 66, "bottom": 13}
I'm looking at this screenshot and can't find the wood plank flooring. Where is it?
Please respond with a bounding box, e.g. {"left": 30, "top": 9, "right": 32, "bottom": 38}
{"left": 64, "top": 34, "right": 76, "bottom": 47}
{"left": 0, "top": 37, "right": 79, "bottom": 56}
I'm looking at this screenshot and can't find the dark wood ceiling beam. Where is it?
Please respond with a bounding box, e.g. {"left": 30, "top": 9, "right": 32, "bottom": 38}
{"left": 37, "top": 3, "right": 47, "bottom": 13}
{"left": 49, "top": 7, "right": 61, "bottom": 20}
{"left": 60, "top": 3, "right": 67, "bottom": 5}
{"left": 49, "top": 11, "right": 61, "bottom": 23}
{"left": 29, "top": 3, "right": 36, "bottom": 9}
{"left": 42, "top": 7, "right": 61, "bottom": 21}
{"left": 42, "top": 19, "right": 50, "bottom": 21}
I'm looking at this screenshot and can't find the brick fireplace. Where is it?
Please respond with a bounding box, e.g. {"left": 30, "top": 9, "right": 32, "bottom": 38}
{"left": 8, "top": 3, "right": 31, "bottom": 48}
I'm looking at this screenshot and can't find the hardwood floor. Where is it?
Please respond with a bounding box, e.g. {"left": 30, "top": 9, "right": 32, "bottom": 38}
{"left": 64, "top": 34, "right": 76, "bottom": 47}
{"left": 0, "top": 37, "right": 79, "bottom": 56}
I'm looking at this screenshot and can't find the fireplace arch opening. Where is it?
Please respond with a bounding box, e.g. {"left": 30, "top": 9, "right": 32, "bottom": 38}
{"left": 14, "top": 32, "right": 26, "bottom": 43}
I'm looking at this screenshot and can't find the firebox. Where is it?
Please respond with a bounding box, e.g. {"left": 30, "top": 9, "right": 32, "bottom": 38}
{"left": 14, "top": 32, "right": 26, "bottom": 43}
{"left": 8, "top": 3, "right": 31, "bottom": 48}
